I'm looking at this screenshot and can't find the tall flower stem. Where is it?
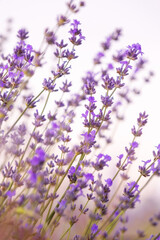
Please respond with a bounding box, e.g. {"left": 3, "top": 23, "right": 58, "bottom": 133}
{"left": 18, "top": 91, "right": 51, "bottom": 166}
{"left": 60, "top": 199, "right": 90, "bottom": 240}
{"left": 94, "top": 173, "right": 155, "bottom": 238}
{"left": 45, "top": 153, "right": 79, "bottom": 225}
{"left": 5, "top": 88, "right": 45, "bottom": 137}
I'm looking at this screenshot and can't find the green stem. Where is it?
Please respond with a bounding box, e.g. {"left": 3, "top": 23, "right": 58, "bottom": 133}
{"left": 0, "top": 181, "right": 14, "bottom": 208}
{"left": 153, "top": 233, "right": 160, "bottom": 240}
{"left": 55, "top": 153, "right": 78, "bottom": 193}
{"left": 51, "top": 196, "right": 89, "bottom": 240}
{"left": 84, "top": 207, "right": 98, "bottom": 236}
{"left": 111, "top": 132, "right": 137, "bottom": 182}
{"left": 5, "top": 88, "right": 45, "bottom": 137}
{"left": 18, "top": 91, "right": 51, "bottom": 166}
{"left": 95, "top": 174, "right": 155, "bottom": 238}
{"left": 45, "top": 153, "right": 79, "bottom": 225}
{"left": 5, "top": 106, "right": 28, "bottom": 136}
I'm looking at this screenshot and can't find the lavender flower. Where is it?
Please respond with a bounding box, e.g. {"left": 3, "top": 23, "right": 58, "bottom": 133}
{"left": 17, "top": 28, "right": 29, "bottom": 40}
{"left": 69, "top": 19, "right": 85, "bottom": 45}
{"left": 125, "top": 43, "right": 143, "bottom": 60}
{"left": 0, "top": 2, "right": 158, "bottom": 240}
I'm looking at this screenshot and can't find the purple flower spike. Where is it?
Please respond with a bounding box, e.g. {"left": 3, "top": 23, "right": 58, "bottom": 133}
{"left": 84, "top": 173, "right": 94, "bottom": 182}
{"left": 69, "top": 19, "right": 85, "bottom": 46}
{"left": 55, "top": 199, "right": 67, "bottom": 216}
{"left": 80, "top": 130, "right": 96, "bottom": 154}
{"left": 137, "top": 111, "right": 148, "bottom": 127}
{"left": 6, "top": 190, "right": 16, "bottom": 198}
{"left": 125, "top": 43, "right": 143, "bottom": 60}
{"left": 139, "top": 159, "right": 151, "bottom": 177}
{"left": 91, "top": 223, "right": 98, "bottom": 234}
{"left": 57, "top": 15, "right": 70, "bottom": 26}
{"left": 116, "top": 61, "right": 132, "bottom": 78}
{"left": 33, "top": 109, "right": 46, "bottom": 127}
{"left": 29, "top": 170, "right": 37, "bottom": 183}
{"left": 45, "top": 29, "right": 56, "bottom": 45}
{"left": 93, "top": 52, "right": 105, "bottom": 65}
{"left": 17, "top": 28, "right": 29, "bottom": 40}
{"left": 105, "top": 178, "right": 112, "bottom": 187}
{"left": 131, "top": 141, "right": 139, "bottom": 148}
{"left": 30, "top": 147, "right": 46, "bottom": 167}
{"left": 101, "top": 37, "right": 111, "bottom": 51}
{"left": 92, "top": 153, "right": 111, "bottom": 171}
{"left": 60, "top": 80, "right": 72, "bottom": 92}
{"left": 25, "top": 95, "right": 39, "bottom": 108}
{"left": 43, "top": 78, "right": 57, "bottom": 92}
{"left": 102, "top": 74, "right": 115, "bottom": 90}
{"left": 67, "top": 0, "right": 80, "bottom": 13}
{"left": 101, "top": 95, "right": 113, "bottom": 107}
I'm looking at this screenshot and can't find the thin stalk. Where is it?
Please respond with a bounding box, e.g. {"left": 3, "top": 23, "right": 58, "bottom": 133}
{"left": 18, "top": 91, "right": 51, "bottom": 166}
{"left": 5, "top": 88, "right": 45, "bottom": 137}
{"left": 60, "top": 200, "right": 89, "bottom": 240}
{"left": 54, "top": 153, "right": 78, "bottom": 193}
{"left": 111, "top": 133, "right": 137, "bottom": 182}
{"left": 153, "top": 233, "right": 160, "bottom": 240}
{"left": 83, "top": 207, "right": 98, "bottom": 236}
{"left": 44, "top": 154, "right": 85, "bottom": 227}
{"left": 45, "top": 153, "right": 79, "bottom": 225}
{"left": 95, "top": 174, "right": 155, "bottom": 238}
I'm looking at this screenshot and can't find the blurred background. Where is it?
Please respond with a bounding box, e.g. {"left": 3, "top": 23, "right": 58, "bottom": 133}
{"left": 0, "top": 0, "right": 160, "bottom": 237}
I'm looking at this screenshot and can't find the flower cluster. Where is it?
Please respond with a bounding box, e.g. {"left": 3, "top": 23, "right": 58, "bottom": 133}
{"left": 0, "top": 1, "right": 158, "bottom": 240}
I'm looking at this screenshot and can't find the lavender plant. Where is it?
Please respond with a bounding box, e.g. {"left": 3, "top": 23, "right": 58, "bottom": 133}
{"left": 0, "top": 1, "right": 159, "bottom": 239}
